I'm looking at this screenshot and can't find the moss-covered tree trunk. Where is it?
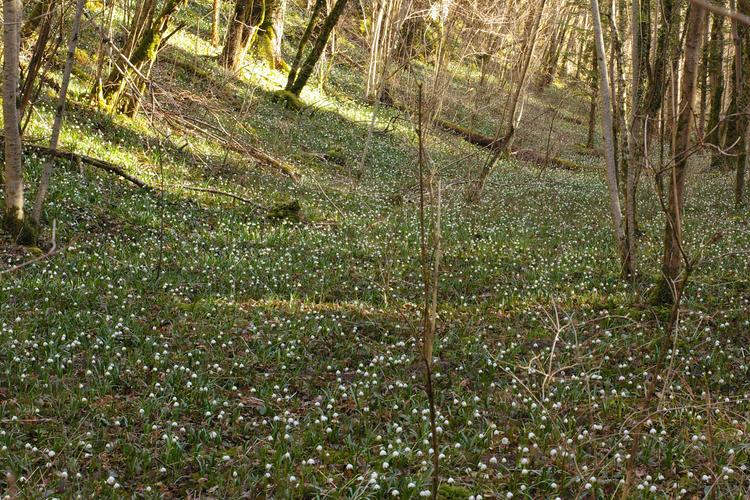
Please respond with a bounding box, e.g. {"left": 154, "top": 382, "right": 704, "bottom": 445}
{"left": 252, "top": 0, "right": 287, "bottom": 69}
{"left": 98, "top": 0, "right": 187, "bottom": 114}
{"left": 285, "top": 0, "right": 350, "bottom": 96}
{"left": 221, "top": 0, "right": 287, "bottom": 71}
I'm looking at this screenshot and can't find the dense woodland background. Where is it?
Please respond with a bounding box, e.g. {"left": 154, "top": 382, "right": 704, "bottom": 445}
{"left": 0, "top": 0, "right": 749, "bottom": 496}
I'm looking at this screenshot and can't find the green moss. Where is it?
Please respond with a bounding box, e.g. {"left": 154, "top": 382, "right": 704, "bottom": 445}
{"left": 73, "top": 48, "right": 93, "bottom": 79}
{"left": 267, "top": 199, "right": 302, "bottom": 222}
{"left": 254, "top": 28, "right": 277, "bottom": 69}
{"left": 649, "top": 276, "right": 676, "bottom": 305}
{"left": 324, "top": 146, "right": 346, "bottom": 166}
{"left": 439, "top": 484, "right": 472, "bottom": 499}
{"left": 272, "top": 89, "right": 305, "bottom": 111}
{"left": 131, "top": 30, "right": 162, "bottom": 66}
{"left": 3, "top": 210, "right": 38, "bottom": 246}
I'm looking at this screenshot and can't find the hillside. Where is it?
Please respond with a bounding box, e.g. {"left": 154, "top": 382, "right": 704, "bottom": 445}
{"left": 1, "top": 0, "right": 749, "bottom": 497}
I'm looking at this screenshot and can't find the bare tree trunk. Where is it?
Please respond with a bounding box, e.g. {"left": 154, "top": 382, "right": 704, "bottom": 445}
{"left": 285, "top": 0, "right": 325, "bottom": 89}
{"left": 272, "top": 0, "right": 287, "bottom": 65}
{"left": 212, "top": 0, "right": 222, "bottom": 47}
{"left": 697, "top": 10, "right": 710, "bottom": 136}
{"left": 586, "top": 44, "right": 598, "bottom": 148}
{"left": 591, "top": 0, "right": 629, "bottom": 273}
{"left": 286, "top": 0, "right": 350, "bottom": 96}
{"left": 706, "top": 5, "right": 725, "bottom": 165}
{"left": 575, "top": 12, "right": 590, "bottom": 80}
{"left": 19, "top": 0, "right": 54, "bottom": 121}
{"left": 608, "top": 0, "right": 636, "bottom": 275}
{"left": 31, "top": 0, "right": 87, "bottom": 228}
{"left": 221, "top": 0, "right": 252, "bottom": 70}
{"left": 465, "top": 0, "right": 547, "bottom": 202}
{"left": 732, "top": 0, "right": 749, "bottom": 206}
{"left": 501, "top": 0, "right": 547, "bottom": 152}
{"left": 658, "top": 3, "right": 705, "bottom": 302}
{"left": 3, "top": 0, "right": 28, "bottom": 241}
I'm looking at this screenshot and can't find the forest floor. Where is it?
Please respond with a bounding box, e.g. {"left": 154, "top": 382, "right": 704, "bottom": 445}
{"left": 1, "top": 2, "right": 749, "bottom": 498}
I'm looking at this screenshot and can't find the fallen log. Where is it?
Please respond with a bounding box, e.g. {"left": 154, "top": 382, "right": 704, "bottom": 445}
{"left": 22, "top": 142, "right": 150, "bottom": 188}
{"left": 433, "top": 118, "right": 510, "bottom": 152}
{"left": 20, "top": 142, "right": 274, "bottom": 208}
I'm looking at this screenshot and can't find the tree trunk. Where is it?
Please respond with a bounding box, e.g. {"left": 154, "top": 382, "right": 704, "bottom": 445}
{"left": 286, "top": 0, "right": 350, "bottom": 96}
{"left": 608, "top": 0, "right": 635, "bottom": 275}
{"left": 252, "top": 0, "right": 287, "bottom": 69}
{"left": 286, "top": 0, "right": 325, "bottom": 90}
{"left": 212, "top": 0, "right": 222, "bottom": 47}
{"left": 3, "top": 0, "right": 28, "bottom": 241}
{"left": 31, "top": 0, "right": 86, "bottom": 228}
{"left": 99, "top": 0, "right": 188, "bottom": 113}
{"left": 732, "top": 0, "right": 750, "bottom": 206}
{"left": 465, "top": 0, "right": 547, "bottom": 202}
{"left": 272, "top": 0, "right": 287, "bottom": 65}
{"left": 501, "top": 0, "right": 547, "bottom": 152}
{"left": 20, "top": 0, "right": 51, "bottom": 42}
{"left": 586, "top": 44, "right": 598, "bottom": 148}
{"left": 697, "top": 11, "right": 710, "bottom": 136}
{"left": 705, "top": 6, "right": 725, "bottom": 166}
{"left": 221, "top": 0, "right": 252, "bottom": 70}
{"left": 658, "top": 4, "right": 705, "bottom": 303}
{"left": 19, "top": 0, "right": 54, "bottom": 121}
{"left": 591, "top": 0, "right": 629, "bottom": 275}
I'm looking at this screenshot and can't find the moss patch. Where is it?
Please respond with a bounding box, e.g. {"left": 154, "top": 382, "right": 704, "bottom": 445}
{"left": 272, "top": 89, "right": 305, "bottom": 111}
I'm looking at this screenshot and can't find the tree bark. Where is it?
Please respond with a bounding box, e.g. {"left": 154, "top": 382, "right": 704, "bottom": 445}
{"left": 465, "top": 0, "right": 547, "bottom": 202}
{"left": 286, "top": 0, "right": 325, "bottom": 89}
{"left": 591, "top": 0, "right": 629, "bottom": 274}
{"left": 31, "top": 0, "right": 87, "bottom": 227}
{"left": 501, "top": 0, "right": 547, "bottom": 153}
{"left": 220, "top": 0, "right": 252, "bottom": 70}
{"left": 99, "top": 0, "right": 188, "bottom": 113}
{"left": 586, "top": 44, "right": 598, "bottom": 148}
{"left": 212, "top": 0, "right": 222, "bottom": 47}
{"left": 659, "top": 3, "right": 705, "bottom": 302}
{"left": 19, "top": 0, "right": 54, "bottom": 121}
{"left": 3, "top": 0, "right": 27, "bottom": 240}
{"left": 286, "top": 0, "right": 350, "bottom": 96}
{"left": 705, "top": 6, "right": 725, "bottom": 166}
{"left": 732, "top": 0, "right": 749, "bottom": 206}
{"left": 252, "top": 0, "right": 286, "bottom": 69}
